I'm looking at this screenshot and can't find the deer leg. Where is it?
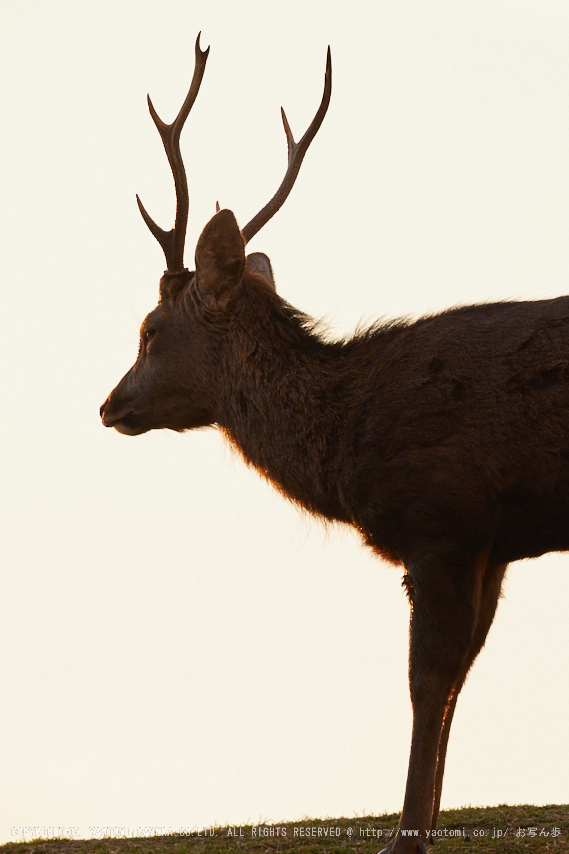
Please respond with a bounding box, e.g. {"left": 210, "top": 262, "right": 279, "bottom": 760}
{"left": 429, "top": 562, "right": 507, "bottom": 838}
{"left": 380, "top": 552, "right": 488, "bottom": 854}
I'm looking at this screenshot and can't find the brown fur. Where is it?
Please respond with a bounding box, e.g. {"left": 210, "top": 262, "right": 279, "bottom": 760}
{"left": 99, "top": 44, "right": 568, "bottom": 851}
{"left": 101, "top": 209, "right": 568, "bottom": 853}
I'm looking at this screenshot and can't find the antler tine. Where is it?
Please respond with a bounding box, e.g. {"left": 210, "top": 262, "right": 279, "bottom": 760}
{"left": 241, "top": 47, "right": 332, "bottom": 245}
{"left": 136, "top": 33, "right": 210, "bottom": 274}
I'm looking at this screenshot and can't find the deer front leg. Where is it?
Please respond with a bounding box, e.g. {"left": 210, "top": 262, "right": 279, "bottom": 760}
{"left": 429, "top": 562, "right": 507, "bottom": 838}
{"left": 380, "top": 554, "right": 487, "bottom": 854}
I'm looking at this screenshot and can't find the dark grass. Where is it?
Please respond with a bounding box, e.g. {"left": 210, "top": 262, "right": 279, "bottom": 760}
{"left": 3, "top": 806, "right": 568, "bottom": 854}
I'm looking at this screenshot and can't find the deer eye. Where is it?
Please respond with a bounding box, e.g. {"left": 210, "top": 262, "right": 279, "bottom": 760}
{"left": 143, "top": 327, "right": 157, "bottom": 347}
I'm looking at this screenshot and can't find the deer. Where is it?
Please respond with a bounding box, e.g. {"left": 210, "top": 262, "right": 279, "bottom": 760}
{"left": 100, "top": 34, "right": 569, "bottom": 854}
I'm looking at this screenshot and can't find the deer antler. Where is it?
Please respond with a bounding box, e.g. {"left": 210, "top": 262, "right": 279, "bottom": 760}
{"left": 241, "top": 47, "right": 332, "bottom": 245}
{"left": 136, "top": 33, "right": 210, "bottom": 274}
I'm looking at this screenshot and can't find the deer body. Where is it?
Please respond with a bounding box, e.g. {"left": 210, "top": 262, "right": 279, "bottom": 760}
{"left": 217, "top": 282, "right": 569, "bottom": 567}
{"left": 100, "top": 37, "right": 568, "bottom": 854}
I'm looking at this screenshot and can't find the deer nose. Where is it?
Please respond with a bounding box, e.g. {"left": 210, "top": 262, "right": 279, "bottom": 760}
{"left": 100, "top": 399, "right": 109, "bottom": 421}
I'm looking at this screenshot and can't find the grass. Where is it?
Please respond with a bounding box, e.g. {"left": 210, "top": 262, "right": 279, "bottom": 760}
{"left": 2, "top": 805, "right": 568, "bottom": 854}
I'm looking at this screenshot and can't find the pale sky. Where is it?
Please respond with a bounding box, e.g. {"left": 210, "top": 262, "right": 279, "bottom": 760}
{"left": 1, "top": 0, "right": 568, "bottom": 843}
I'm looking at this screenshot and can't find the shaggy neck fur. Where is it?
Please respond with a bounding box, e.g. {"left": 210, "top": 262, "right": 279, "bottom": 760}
{"left": 214, "top": 273, "right": 364, "bottom": 523}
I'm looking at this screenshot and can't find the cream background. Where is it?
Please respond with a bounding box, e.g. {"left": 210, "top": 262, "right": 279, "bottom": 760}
{"left": 1, "top": 0, "right": 568, "bottom": 841}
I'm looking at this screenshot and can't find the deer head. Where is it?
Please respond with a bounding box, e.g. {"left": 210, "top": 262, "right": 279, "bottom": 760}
{"left": 100, "top": 34, "right": 331, "bottom": 436}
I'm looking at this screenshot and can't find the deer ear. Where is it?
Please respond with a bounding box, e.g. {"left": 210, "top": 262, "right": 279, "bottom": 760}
{"left": 245, "top": 252, "right": 276, "bottom": 291}
{"left": 195, "top": 209, "right": 246, "bottom": 306}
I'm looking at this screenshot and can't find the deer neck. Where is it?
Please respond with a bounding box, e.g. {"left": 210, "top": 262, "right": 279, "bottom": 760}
{"left": 216, "top": 293, "right": 351, "bottom": 522}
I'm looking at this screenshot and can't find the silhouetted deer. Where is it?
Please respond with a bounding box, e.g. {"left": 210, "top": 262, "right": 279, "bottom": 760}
{"left": 100, "top": 35, "right": 569, "bottom": 854}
